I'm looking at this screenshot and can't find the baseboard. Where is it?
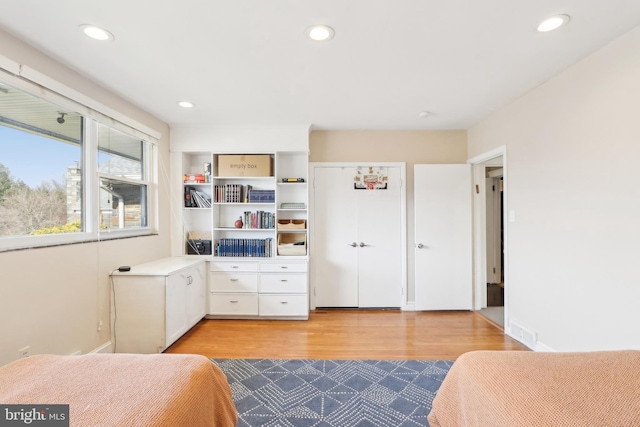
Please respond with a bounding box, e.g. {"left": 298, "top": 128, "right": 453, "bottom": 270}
{"left": 90, "top": 341, "right": 113, "bottom": 354}
{"left": 403, "top": 302, "right": 416, "bottom": 311}
{"left": 534, "top": 341, "right": 556, "bottom": 352}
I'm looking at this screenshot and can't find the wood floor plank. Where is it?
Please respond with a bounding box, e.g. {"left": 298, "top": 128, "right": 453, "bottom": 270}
{"left": 164, "top": 309, "right": 528, "bottom": 360}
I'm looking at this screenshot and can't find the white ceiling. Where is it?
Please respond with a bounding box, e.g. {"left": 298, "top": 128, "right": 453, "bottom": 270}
{"left": 1, "top": 1, "right": 640, "bottom": 130}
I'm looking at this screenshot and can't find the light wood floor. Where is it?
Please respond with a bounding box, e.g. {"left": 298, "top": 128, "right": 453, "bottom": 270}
{"left": 165, "top": 309, "right": 528, "bottom": 360}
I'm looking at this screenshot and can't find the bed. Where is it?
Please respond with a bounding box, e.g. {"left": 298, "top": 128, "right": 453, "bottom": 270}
{"left": 427, "top": 350, "right": 640, "bottom": 427}
{"left": 0, "top": 353, "right": 237, "bottom": 427}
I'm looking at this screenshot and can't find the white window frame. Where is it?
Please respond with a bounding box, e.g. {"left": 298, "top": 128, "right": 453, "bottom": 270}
{"left": 0, "top": 56, "right": 160, "bottom": 252}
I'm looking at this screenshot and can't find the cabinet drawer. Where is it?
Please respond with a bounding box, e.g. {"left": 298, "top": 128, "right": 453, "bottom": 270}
{"left": 209, "top": 293, "right": 259, "bottom": 315}
{"left": 259, "top": 262, "right": 307, "bottom": 273}
{"left": 209, "top": 272, "right": 258, "bottom": 292}
{"left": 259, "top": 294, "right": 308, "bottom": 317}
{"left": 260, "top": 274, "right": 307, "bottom": 294}
{"left": 210, "top": 261, "right": 258, "bottom": 272}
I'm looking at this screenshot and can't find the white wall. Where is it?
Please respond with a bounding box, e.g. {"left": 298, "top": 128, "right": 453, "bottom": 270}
{"left": 468, "top": 26, "right": 640, "bottom": 351}
{"left": 0, "top": 29, "right": 172, "bottom": 366}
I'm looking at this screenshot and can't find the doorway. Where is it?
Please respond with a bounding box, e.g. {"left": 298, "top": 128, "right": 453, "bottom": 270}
{"left": 469, "top": 147, "right": 508, "bottom": 330}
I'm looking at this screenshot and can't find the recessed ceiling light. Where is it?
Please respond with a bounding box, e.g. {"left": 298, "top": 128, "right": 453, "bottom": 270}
{"left": 305, "top": 25, "right": 335, "bottom": 41}
{"left": 537, "top": 14, "right": 570, "bottom": 32}
{"left": 178, "top": 101, "right": 194, "bottom": 108}
{"left": 79, "top": 24, "right": 114, "bottom": 41}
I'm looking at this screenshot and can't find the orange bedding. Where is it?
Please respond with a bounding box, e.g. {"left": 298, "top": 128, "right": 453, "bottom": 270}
{"left": 0, "top": 353, "right": 237, "bottom": 427}
{"left": 428, "top": 350, "right": 640, "bottom": 427}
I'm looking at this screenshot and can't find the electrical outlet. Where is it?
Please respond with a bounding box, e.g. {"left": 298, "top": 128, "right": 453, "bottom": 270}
{"left": 18, "top": 346, "right": 30, "bottom": 359}
{"left": 98, "top": 320, "right": 103, "bottom": 331}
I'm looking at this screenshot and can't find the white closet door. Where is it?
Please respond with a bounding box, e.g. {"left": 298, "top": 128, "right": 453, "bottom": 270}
{"left": 357, "top": 166, "right": 402, "bottom": 307}
{"left": 313, "top": 167, "right": 359, "bottom": 307}
{"left": 415, "top": 164, "right": 472, "bottom": 310}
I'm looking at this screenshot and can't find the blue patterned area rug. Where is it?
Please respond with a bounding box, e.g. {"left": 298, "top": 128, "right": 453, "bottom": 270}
{"left": 211, "top": 358, "right": 453, "bottom": 427}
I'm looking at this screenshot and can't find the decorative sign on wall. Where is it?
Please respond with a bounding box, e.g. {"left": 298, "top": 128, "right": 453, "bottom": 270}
{"left": 354, "top": 166, "right": 388, "bottom": 190}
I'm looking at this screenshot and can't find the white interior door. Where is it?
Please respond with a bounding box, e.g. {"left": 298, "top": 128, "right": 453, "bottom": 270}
{"left": 357, "top": 166, "right": 403, "bottom": 307}
{"left": 415, "top": 164, "right": 472, "bottom": 310}
{"left": 313, "top": 167, "right": 358, "bottom": 307}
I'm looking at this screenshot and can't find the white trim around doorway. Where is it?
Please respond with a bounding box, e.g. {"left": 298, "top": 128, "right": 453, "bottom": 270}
{"left": 468, "top": 146, "right": 509, "bottom": 333}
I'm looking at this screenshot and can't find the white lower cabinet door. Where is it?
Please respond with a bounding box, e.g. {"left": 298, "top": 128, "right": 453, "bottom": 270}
{"left": 165, "top": 272, "right": 189, "bottom": 346}
{"left": 259, "top": 294, "right": 307, "bottom": 316}
{"left": 260, "top": 274, "right": 307, "bottom": 293}
{"left": 209, "top": 293, "right": 259, "bottom": 315}
{"left": 209, "top": 272, "right": 258, "bottom": 293}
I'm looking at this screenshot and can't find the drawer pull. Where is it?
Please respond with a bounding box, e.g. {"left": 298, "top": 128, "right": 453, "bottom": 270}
{"left": 230, "top": 300, "right": 239, "bottom": 303}
{"left": 231, "top": 266, "right": 239, "bottom": 269}
{"left": 280, "top": 301, "right": 288, "bottom": 304}
{"left": 230, "top": 278, "right": 239, "bottom": 282}
{"left": 280, "top": 279, "right": 288, "bottom": 282}
{"left": 280, "top": 266, "right": 288, "bottom": 269}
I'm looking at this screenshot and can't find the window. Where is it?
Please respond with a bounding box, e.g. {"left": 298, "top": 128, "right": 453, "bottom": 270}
{"left": 0, "top": 74, "right": 156, "bottom": 251}
{"left": 97, "top": 124, "right": 150, "bottom": 231}
{"left": 0, "top": 83, "right": 84, "bottom": 237}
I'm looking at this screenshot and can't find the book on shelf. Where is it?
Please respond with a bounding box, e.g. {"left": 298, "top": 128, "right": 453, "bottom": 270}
{"left": 215, "top": 238, "right": 273, "bottom": 257}
{"left": 214, "top": 184, "right": 243, "bottom": 203}
{"left": 213, "top": 184, "right": 274, "bottom": 204}
{"left": 248, "top": 189, "right": 275, "bottom": 203}
{"left": 184, "top": 186, "right": 211, "bottom": 208}
{"left": 242, "top": 210, "right": 275, "bottom": 229}
{"left": 184, "top": 174, "right": 206, "bottom": 184}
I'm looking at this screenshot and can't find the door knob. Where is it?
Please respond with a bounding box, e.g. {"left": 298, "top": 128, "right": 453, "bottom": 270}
{"left": 417, "top": 243, "right": 424, "bottom": 249}
{"left": 359, "top": 242, "right": 367, "bottom": 247}
{"left": 349, "top": 242, "right": 357, "bottom": 247}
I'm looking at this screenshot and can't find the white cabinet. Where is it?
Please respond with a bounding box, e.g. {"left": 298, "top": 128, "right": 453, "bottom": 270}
{"left": 311, "top": 165, "right": 405, "bottom": 308}
{"left": 208, "top": 259, "right": 308, "bottom": 319}
{"left": 111, "top": 257, "right": 206, "bottom": 353}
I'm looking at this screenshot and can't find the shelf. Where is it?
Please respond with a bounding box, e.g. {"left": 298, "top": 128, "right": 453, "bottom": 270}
{"left": 213, "top": 202, "right": 274, "bottom": 206}
{"left": 214, "top": 176, "right": 274, "bottom": 180}
{"left": 179, "top": 151, "right": 307, "bottom": 260}
{"left": 214, "top": 227, "right": 274, "bottom": 231}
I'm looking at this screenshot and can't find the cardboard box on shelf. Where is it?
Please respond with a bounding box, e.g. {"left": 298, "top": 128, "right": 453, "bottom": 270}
{"left": 217, "top": 155, "right": 272, "bottom": 177}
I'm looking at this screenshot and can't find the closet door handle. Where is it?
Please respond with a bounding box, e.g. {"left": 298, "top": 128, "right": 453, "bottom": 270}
{"left": 359, "top": 242, "right": 368, "bottom": 247}
{"left": 349, "top": 242, "right": 357, "bottom": 247}
{"left": 417, "top": 243, "right": 424, "bottom": 249}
